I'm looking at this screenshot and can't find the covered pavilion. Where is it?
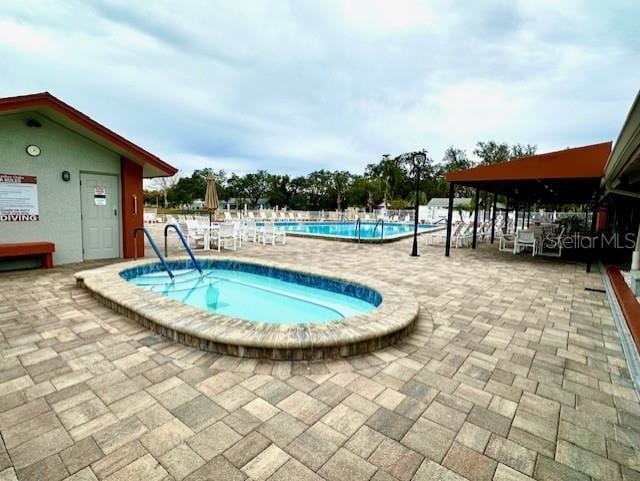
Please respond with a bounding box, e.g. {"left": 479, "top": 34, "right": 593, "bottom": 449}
{"left": 443, "top": 141, "right": 613, "bottom": 270}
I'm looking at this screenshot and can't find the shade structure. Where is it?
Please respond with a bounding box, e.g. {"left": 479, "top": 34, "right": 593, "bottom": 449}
{"left": 442, "top": 141, "right": 613, "bottom": 272}
{"left": 446, "top": 142, "right": 612, "bottom": 204}
{"left": 204, "top": 174, "right": 219, "bottom": 225}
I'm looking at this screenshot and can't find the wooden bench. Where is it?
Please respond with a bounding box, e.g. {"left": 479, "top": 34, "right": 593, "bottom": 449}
{"left": 0, "top": 242, "right": 55, "bottom": 269}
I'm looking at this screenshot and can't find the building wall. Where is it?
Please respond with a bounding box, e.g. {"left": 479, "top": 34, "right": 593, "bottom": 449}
{"left": 0, "top": 112, "right": 121, "bottom": 265}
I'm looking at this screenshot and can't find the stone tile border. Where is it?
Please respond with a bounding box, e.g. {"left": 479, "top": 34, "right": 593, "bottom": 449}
{"left": 75, "top": 256, "right": 419, "bottom": 360}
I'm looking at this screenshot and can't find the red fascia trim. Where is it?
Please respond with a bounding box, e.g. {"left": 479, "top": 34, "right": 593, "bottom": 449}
{"left": 608, "top": 266, "right": 640, "bottom": 351}
{"left": 0, "top": 92, "right": 177, "bottom": 176}
{"left": 446, "top": 141, "right": 613, "bottom": 183}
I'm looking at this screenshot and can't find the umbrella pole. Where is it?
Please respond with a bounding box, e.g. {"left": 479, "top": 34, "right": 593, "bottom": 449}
{"left": 209, "top": 210, "right": 212, "bottom": 227}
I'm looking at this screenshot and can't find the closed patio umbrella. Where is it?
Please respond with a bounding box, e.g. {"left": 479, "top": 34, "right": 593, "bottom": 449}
{"left": 204, "top": 174, "right": 219, "bottom": 226}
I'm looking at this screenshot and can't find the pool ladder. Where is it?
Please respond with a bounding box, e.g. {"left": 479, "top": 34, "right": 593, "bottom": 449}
{"left": 373, "top": 218, "right": 384, "bottom": 244}
{"left": 164, "top": 224, "right": 203, "bottom": 276}
{"left": 133, "top": 227, "right": 175, "bottom": 282}
{"left": 354, "top": 218, "right": 362, "bottom": 243}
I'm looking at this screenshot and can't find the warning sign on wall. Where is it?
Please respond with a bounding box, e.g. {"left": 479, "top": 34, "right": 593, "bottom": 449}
{"left": 0, "top": 173, "right": 39, "bottom": 221}
{"left": 94, "top": 186, "right": 106, "bottom": 206}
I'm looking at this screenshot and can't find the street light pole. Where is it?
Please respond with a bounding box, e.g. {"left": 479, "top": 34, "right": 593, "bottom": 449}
{"left": 411, "top": 151, "right": 426, "bottom": 257}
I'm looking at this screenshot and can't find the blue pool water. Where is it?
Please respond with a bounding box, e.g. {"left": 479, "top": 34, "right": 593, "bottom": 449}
{"left": 124, "top": 261, "right": 380, "bottom": 324}
{"left": 275, "top": 221, "right": 434, "bottom": 239}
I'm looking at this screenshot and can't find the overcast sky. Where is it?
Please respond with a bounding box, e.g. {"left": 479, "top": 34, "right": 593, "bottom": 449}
{"left": 1, "top": 1, "right": 638, "bottom": 176}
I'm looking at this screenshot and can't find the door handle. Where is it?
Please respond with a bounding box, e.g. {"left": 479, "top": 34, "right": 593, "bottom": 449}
{"left": 114, "top": 209, "right": 117, "bottom": 217}
{"left": 133, "top": 195, "right": 138, "bottom": 215}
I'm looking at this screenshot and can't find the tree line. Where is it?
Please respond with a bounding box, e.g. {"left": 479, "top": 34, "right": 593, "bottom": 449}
{"left": 145, "top": 140, "right": 536, "bottom": 210}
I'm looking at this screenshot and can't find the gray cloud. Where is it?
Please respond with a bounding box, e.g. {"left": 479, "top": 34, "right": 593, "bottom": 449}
{"left": 0, "top": 0, "right": 637, "bottom": 176}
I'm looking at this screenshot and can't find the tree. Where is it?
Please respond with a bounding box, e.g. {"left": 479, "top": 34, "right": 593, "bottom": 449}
{"left": 240, "top": 170, "right": 271, "bottom": 207}
{"left": 473, "top": 141, "right": 537, "bottom": 165}
{"left": 331, "top": 171, "right": 352, "bottom": 210}
{"left": 149, "top": 172, "right": 181, "bottom": 207}
{"left": 442, "top": 147, "right": 474, "bottom": 197}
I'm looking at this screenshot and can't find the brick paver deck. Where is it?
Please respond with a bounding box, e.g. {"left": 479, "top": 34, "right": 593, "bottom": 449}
{"left": 0, "top": 230, "right": 638, "bottom": 481}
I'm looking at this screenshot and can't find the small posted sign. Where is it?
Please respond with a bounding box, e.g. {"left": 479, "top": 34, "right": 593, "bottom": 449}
{"left": 94, "top": 186, "right": 106, "bottom": 206}
{"left": 0, "top": 173, "right": 39, "bottom": 221}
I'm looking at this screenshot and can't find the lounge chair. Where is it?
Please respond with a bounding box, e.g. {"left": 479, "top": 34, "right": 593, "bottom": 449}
{"left": 427, "top": 222, "right": 463, "bottom": 246}
{"left": 454, "top": 223, "right": 474, "bottom": 248}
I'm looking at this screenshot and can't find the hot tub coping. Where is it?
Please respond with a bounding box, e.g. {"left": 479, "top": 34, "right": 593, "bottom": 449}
{"left": 75, "top": 256, "right": 419, "bottom": 360}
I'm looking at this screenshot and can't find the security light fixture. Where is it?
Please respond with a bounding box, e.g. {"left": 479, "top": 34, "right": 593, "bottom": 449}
{"left": 61, "top": 171, "right": 71, "bottom": 182}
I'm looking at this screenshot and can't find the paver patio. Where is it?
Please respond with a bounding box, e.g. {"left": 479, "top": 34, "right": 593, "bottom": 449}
{"left": 0, "top": 230, "right": 639, "bottom": 481}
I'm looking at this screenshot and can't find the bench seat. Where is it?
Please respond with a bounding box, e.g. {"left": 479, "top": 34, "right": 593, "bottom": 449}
{"left": 0, "top": 242, "right": 55, "bottom": 269}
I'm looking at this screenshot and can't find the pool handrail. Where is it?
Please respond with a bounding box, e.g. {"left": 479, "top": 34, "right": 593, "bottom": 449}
{"left": 373, "top": 218, "right": 385, "bottom": 244}
{"left": 164, "top": 224, "right": 204, "bottom": 275}
{"left": 354, "top": 218, "right": 361, "bottom": 243}
{"left": 132, "top": 227, "right": 175, "bottom": 282}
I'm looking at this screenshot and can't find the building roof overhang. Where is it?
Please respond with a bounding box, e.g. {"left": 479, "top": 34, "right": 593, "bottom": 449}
{"left": 603, "top": 90, "right": 640, "bottom": 196}
{"left": 0, "top": 92, "right": 178, "bottom": 178}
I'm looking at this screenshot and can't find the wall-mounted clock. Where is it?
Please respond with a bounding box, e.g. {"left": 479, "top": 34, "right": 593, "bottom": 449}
{"left": 26, "top": 145, "right": 41, "bottom": 157}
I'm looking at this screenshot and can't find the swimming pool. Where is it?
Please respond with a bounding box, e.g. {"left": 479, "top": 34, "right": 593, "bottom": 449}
{"left": 275, "top": 221, "right": 436, "bottom": 241}
{"left": 122, "top": 260, "right": 380, "bottom": 324}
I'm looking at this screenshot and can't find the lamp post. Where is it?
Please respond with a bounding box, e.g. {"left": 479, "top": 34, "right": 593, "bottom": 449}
{"left": 411, "top": 151, "right": 427, "bottom": 257}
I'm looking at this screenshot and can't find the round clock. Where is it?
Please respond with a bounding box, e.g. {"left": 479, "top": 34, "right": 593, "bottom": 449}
{"left": 26, "top": 145, "right": 41, "bottom": 157}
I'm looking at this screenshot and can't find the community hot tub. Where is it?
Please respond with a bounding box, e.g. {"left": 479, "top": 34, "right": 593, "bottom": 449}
{"left": 76, "top": 257, "right": 419, "bottom": 360}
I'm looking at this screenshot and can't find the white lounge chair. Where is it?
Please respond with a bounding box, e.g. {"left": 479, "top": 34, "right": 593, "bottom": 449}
{"left": 427, "top": 223, "right": 463, "bottom": 246}
{"left": 259, "top": 221, "right": 286, "bottom": 245}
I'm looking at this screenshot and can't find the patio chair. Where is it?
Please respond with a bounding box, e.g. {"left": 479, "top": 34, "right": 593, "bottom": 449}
{"left": 259, "top": 221, "right": 286, "bottom": 245}
{"left": 539, "top": 226, "right": 566, "bottom": 257}
{"left": 184, "top": 220, "right": 206, "bottom": 249}
{"left": 499, "top": 228, "right": 516, "bottom": 252}
{"left": 212, "top": 223, "right": 238, "bottom": 252}
{"left": 513, "top": 229, "right": 537, "bottom": 255}
{"left": 243, "top": 218, "right": 258, "bottom": 242}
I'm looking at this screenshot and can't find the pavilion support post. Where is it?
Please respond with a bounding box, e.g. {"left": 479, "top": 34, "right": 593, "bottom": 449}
{"left": 584, "top": 206, "right": 589, "bottom": 231}
{"left": 505, "top": 198, "right": 510, "bottom": 234}
{"left": 445, "top": 183, "right": 455, "bottom": 257}
{"left": 490, "top": 194, "right": 497, "bottom": 244}
{"left": 522, "top": 206, "right": 526, "bottom": 229}
{"left": 514, "top": 203, "right": 519, "bottom": 233}
{"left": 526, "top": 205, "right": 531, "bottom": 228}
{"left": 483, "top": 191, "right": 488, "bottom": 221}
{"left": 587, "top": 193, "right": 599, "bottom": 273}
{"left": 472, "top": 188, "right": 479, "bottom": 249}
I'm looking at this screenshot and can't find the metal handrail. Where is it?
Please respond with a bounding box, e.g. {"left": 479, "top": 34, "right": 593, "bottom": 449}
{"left": 354, "top": 218, "right": 361, "bottom": 243}
{"left": 373, "top": 218, "right": 384, "bottom": 244}
{"left": 133, "top": 227, "right": 174, "bottom": 281}
{"left": 164, "top": 224, "right": 203, "bottom": 275}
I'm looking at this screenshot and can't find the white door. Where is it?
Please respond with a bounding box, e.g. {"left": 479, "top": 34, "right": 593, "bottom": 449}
{"left": 80, "top": 173, "right": 120, "bottom": 260}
